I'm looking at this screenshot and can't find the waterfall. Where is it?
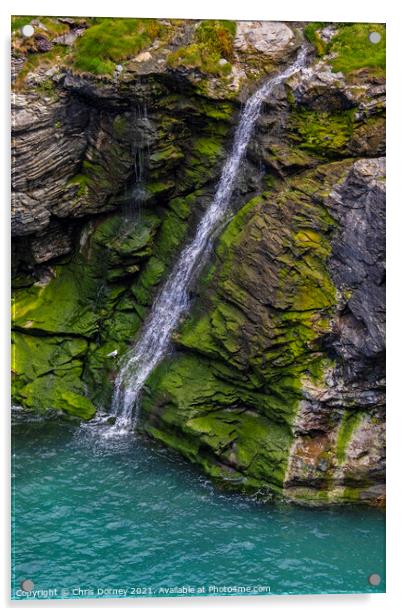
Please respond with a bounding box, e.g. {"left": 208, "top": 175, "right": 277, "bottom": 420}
{"left": 111, "top": 45, "right": 309, "bottom": 432}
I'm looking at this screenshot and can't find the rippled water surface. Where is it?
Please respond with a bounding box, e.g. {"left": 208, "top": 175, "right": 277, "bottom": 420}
{"left": 11, "top": 418, "right": 385, "bottom": 600}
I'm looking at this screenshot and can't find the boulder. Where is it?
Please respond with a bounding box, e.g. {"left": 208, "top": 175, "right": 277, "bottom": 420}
{"left": 234, "top": 21, "right": 295, "bottom": 60}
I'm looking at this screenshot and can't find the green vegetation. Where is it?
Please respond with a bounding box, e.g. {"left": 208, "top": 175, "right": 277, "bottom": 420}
{"left": 167, "top": 20, "right": 236, "bottom": 76}
{"left": 142, "top": 354, "right": 294, "bottom": 491}
{"left": 336, "top": 411, "right": 363, "bottom": 463}
{"left": 11, "top": 94, "right": 234, "bottom": 416}
{"left": 37, "top": 17, "right": 71, "bottom": 36}
{"left": 12, "top": 331, "right": 87, "bottom": 383}
{"left": 11, "top": 16, "right": 36, "bottom": 32}
{"left": 182, "top": 135, "right": 226, "bottom": 190}
{"left": 304, "top": 22, "right": 386, "bottom": 78}
{"left": 11, "top": 211, "right": 162, "bottom": 414}
{"left": 34, "top": 78, "right": 58, "bottom": 98}
{"left": 11, "top": 331, "right": 95, "bottom": 419}
{"left": 95, "top": 212, "right": 161, "bottom": 259}
{"left": 22, "top": 376, "right": 96, "bottom": 420}
{"left": 12, "top": 263, "right": 100, "bottom": 336}
{"left": 11, "top": 16, "right": 70, "bottom": 43}
{"left": 67, "top": 172, "right": 92, "bottom": 197}
{"left": 72, "top": 18, "right": 166, "bottom": 74}
{"left": 10, "top": 15, "right": 384, "bottom": 500}
{"left": 291, "top": 109, "right": 355, "bottom": 157}
{"left": 329, "top": 23, "right": 385, "bottom": 77}
{"left": 14, "top": 45, "right": 68, "bottom": 89}
{"left": 192, "top": 135, "right": 224, "bottom": 163}
{"left": 11, "top": 15, "right": 70, "bottom": 36}
{"left": 304, "top": 22, "right": 327, "bottom": 57}
{"left": 195, "top": 20, "right": 236, "bottom": 61}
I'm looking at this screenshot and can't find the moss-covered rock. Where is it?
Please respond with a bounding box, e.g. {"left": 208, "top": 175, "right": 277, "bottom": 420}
{"left": 336, "top": 411, "right": 364, "bottom": 463}
{"left": 11, "top": 209, "right": 164, "bottom": 413}
{"left": 289, "top": 108, "right": 355, "bottom": 157}
{"left": 11, "top": 87, "right": 237, "bottom": 417}
{"left": 11, "top": 331, "right": 95, "bottom": 419}
{"left": 140, "top": 162, "right": 351, "bottom": 492}
{"left": 167, "top": 20, "right": 236, "bottom": 77}
{"left": 12, "top": 264, "right": 100, "bottom": 336}
{"left": 21, "top": 375, "right": 96, "bottom": 420}
{"left": 289, "top": 106, "right": 385, "bottom": 160}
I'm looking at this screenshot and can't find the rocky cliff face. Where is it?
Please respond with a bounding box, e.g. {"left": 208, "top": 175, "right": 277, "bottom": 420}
{"left": 11, "top": 18, "right": 385, "bottom": 505}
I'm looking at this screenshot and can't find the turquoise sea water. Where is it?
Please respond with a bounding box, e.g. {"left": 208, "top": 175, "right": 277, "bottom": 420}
{"left": 11, "top": 416, "right": 385, "bottom": 600}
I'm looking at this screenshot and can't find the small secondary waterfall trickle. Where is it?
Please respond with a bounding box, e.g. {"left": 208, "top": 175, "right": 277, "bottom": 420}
{"left": 111, "top": 45, "right": 309, "bottom": 432}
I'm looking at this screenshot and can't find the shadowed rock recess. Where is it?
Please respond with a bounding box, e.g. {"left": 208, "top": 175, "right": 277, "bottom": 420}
{"left": 11, "top": 18, "right": 385, "bottom": 505}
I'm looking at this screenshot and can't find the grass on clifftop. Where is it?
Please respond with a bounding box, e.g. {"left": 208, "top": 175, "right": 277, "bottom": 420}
{"left": 304, "top": 22, "right": 385, "bottom": 78}
{"left": 329, "top": 23, "right": 385, "bottom": 77}
{"left": 12, "top": 16, "right": 71, "bottom": 40}
{"left": 72, "top": 18, "right": 166, "bottom": 74}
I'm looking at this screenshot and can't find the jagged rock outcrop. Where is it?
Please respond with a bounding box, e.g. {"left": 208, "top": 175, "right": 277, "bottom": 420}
{"left": 11, "top": 18, "right": 385, "bottom": 505}
{"left": 284, "top": 158, "right": 385, "bottom": 504}
{"left": 11, "top": 93, "right": 87, "bottom": 236}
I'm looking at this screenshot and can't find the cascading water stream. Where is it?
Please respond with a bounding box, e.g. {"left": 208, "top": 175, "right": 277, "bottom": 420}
{"left": 110, "top": 45, "right": 309, "bottom": 433}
